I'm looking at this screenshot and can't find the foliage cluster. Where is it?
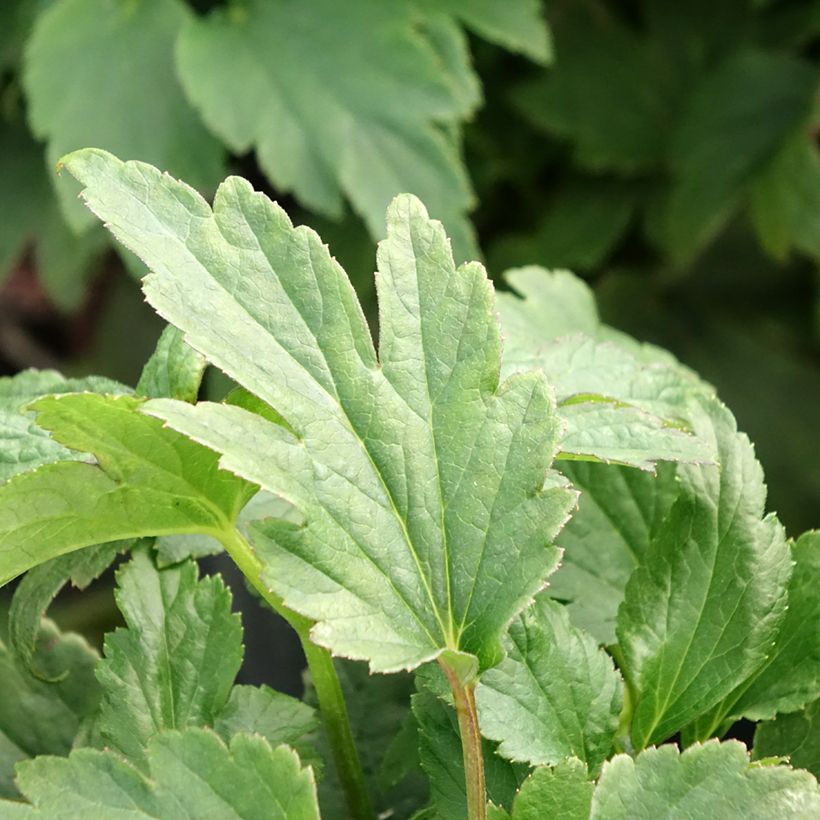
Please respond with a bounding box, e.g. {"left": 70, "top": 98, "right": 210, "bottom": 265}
{"left": 0, "top": 151, "right": 817, "bottom": 818}
{"left": 1, "top": 0, "right": 819, "bottom": 534}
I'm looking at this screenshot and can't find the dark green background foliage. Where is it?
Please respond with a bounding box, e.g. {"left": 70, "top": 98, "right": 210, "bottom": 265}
{"left": 1, "top": 0, "right": 818, "bottom": 538}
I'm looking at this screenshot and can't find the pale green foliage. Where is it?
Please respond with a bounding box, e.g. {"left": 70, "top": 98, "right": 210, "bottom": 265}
{"left": 23, "top": 0, "right": 223, "bottom": 229}
{"left": 591, "top": 741, "right": 820, "bottom": 819}
{"left": 618, "top": 397, "right": 792, "bottom": 748}
{"left": 497, "top": 269, "right": 713, "bottom": 470}
{"left": 476, "top": 597, "right": 621, "bottom": 774}
{"left": 0, "top": 150, "right": 816, "bottom": 815}
{"left": 10, "top": 728, "right": 320, "bottom": 819}
{"left": 176, "top": 0, "right": 477, "bottom": 256}
{"left": 174, "top": 0, "right": 551, "bottom": 260}
{"left": 61, "top": 149, "right": 578, "bottom": 676}
{"left": 504, "top": 742, "right": 820, "bottom": 819}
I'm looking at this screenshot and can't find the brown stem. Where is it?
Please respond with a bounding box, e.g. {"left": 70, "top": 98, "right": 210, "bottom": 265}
{"left": 441, "top": 660, "right": 487, "bottom": 820}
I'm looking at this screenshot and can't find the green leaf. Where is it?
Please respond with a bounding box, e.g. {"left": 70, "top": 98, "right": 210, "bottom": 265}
{"left": 505, "top": 760, "right": 593, "bottom": 820}
{"left": 557, "top": 398, "right": 710, "bottom": 472}
{"left": 11, "top": 728, "right": 320, "bottom": 818}
{"left": 476, "top": 597, "right": 622, "bottom": 775}
{"left": 214, "top": 685, "right": 319, "bottom": 769}
{"left": 414, "top": 690, "right": 526, "bottom": 818}
{"left": 658, "top": 49, "right": 817, "bottom": 264}
{"left": 0, "top": 620, "right": 101, "bottom": 799}
{"left": 0, "top": 393, "right": 254, "bottom": 587}
{"left": 618, "top": 397, "right": 792, "bottom": 749}
{"left": 590, "top": 741, "right": 820, "bottom": 818}
{"left": 750, "top": 126, "right": 820, "bottom": 261}
{"left": 687, "top": 530, "right": 820, "bottom": 739}
{"left": 497, "top": 273, "right": 713, "bottom": 470}
{"left": 548, "top": 461, "right": 678, "bottom": 645}
{"left": 0, "top": 369, "right": 127, "bottom": 485}
{"left": 497, "top": 267, "right": 599, "bottom": 341}
{"left": 136, "top": 325, "right": 208, "bottom": 403}
{"left": 24, "top": 0, "right": 223, "bottom": 230}
{"left": 62, "top": 149, "right": 577, "bottom": 675}
{"left": 175, "top": 0, "right": 476, "bottom": 258}
{"left": 755, "top": 699, "right": 820, "bottom": 778}
{"left": 419, "top": 0, "right": 552, "bottom": 64}
{"left": 96, "top": 549, "right": 243, "bottom": 768}
{"left": 9, "top": 541, "right": 123, "bottom": 676}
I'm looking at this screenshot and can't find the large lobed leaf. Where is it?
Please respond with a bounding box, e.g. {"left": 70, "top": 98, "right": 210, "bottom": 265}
{"left": 61, "top": 148, "right": 577, "bottom": 677}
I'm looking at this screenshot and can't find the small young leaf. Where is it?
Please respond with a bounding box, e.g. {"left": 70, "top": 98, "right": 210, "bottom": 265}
{"left": 62, "top": 150, "right": 577, "bottom": 676}
{"left": 591, "top": 741, "right": 820, "bottom": 818}
{"left": 97, "top": 549, "right": 243, "bottom": 767}
{"left": 476, "top": 597, "right": 622, "bottom": 775}
{"left": 0, "top": 621, "right": 100, "bottom": 798}
{"left": 0, "top": 393, "right": 255, "bottom": 586}
{"left": 136, "top": 325, "right": 207, "bottom": 403}
{"left": 754, "top": 699, "right": 820, "bottom": 778}
{"left": 12, "top": 728, "right": 320, "bottom": 818}
{"left": 618, "top": 397, "right": 792, "bottom": 749}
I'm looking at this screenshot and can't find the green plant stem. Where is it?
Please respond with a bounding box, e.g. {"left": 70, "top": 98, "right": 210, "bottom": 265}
{"left": 219, "top": 528, "right": 372, "bottom": 820}
{"left": 442, "top": 661, "right": 486, "bottom": 820}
